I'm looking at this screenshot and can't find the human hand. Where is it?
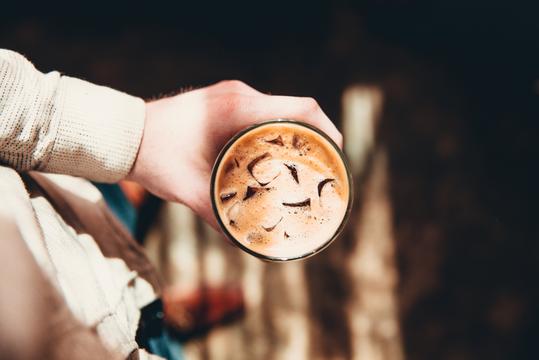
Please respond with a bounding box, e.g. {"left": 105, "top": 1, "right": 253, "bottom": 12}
{"left": 128, "top": 80, "right": 342, "bottom": 229}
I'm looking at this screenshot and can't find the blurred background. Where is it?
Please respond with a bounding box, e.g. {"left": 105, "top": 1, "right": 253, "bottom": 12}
{"left": 2, "top": 1, "right": 539, "bottom": 359}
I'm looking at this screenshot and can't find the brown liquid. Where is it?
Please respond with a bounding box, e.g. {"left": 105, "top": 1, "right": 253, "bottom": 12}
{"left": 213, "top": 122, "right": 350, "bottom": 259}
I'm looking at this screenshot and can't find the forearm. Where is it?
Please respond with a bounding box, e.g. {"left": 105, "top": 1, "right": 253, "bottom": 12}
{"left": 0, "top": 49, "right": 145, "bottom": 182}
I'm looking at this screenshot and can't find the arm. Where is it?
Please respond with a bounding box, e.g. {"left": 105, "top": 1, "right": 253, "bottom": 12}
{"left": 0, "top": 50, "right": 342, "bottom": 227}
{"left": 0, "top": 49, "right": 144, "bottom": 182}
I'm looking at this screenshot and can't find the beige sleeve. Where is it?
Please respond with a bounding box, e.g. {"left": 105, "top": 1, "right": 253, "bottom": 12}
{"left": 0, "top": 49, "right": 145, "bottom": 182}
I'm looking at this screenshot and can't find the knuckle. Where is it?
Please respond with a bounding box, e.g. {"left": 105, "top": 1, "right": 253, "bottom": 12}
{"left": 303, "top": 97, "right": 320, "bottom": 113}
{"left": 336, "top": 132, "right": 344, "bottom": 146}
{"left": 221, "top": 92, "right": 244, "bottom": 115}
{"left": 219, "top": 79, "right": 248, "bottom": 92}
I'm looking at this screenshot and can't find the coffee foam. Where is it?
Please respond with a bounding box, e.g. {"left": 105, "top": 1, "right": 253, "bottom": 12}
{"left": 214, "top": 122, "right": 350, "bottom": 259}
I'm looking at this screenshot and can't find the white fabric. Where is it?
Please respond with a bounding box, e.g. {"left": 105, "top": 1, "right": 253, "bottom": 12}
{"left": 0, "top": 49, "right": 144, "bottom": 182}
{"left": 0, "top": 50, "right": 163, "bottom": 359}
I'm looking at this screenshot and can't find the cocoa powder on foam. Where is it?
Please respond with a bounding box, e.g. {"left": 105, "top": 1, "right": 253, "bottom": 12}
{"left": 214, "top": 122, "right": 350, "bottom": 259}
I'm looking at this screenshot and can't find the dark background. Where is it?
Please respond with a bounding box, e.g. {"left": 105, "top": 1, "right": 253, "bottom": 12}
{"left": 2, "top": 1, "right": 538, "bottom": 359}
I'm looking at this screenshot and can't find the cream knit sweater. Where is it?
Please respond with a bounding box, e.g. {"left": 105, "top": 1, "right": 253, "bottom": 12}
{"left": 0, "top": 49, "right": 162, "bottom": 359}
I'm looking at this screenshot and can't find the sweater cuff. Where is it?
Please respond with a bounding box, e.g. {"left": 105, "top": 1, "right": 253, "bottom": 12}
{"left": 43, "top": 76, "right": 145, "bottom": 183}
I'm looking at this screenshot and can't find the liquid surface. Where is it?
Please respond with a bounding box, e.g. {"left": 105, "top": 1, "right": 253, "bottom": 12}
{"left": 213, "top": 122, "right": 350, "bottom": 259}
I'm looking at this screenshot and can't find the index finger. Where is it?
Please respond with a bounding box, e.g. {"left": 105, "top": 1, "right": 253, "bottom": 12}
{"left": 240, "top": 95, "right": 343, "bottom": 148}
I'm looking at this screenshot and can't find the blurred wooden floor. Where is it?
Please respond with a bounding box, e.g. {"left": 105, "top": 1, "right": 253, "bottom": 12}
{"left": 3, "top": 7, "right": 538, "bottom": 358}
{"left": 145, "top": 87, "right": 404, "bottom": 360}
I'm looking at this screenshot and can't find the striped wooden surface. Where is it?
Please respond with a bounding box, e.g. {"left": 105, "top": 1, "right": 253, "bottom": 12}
{"left": 145, "top": 86, "right": 404, "bottom": 360}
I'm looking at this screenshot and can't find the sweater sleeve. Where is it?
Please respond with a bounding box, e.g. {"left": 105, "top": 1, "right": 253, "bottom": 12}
{"left": 0, "top": 49, "right": 145, "bottom": 182}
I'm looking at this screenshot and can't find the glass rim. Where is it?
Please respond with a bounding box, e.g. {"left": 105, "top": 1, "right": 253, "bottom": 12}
{"left": 210, "top": 118, "right": 354, "bottom": 262}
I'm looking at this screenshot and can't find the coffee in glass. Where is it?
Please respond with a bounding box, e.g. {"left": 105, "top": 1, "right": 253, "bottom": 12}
{"left": 211, "top": 119, "right": 352, "bottom": 261}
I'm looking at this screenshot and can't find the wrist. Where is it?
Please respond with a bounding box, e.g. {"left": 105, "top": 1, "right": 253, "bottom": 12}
{"left": 126, "top": 98, "right": 193, "bottom": 205}
{"left": 126, "top": 101, "right": 150, "bottom": 183}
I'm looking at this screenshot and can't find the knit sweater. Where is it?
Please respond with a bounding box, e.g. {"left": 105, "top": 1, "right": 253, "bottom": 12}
{"left": 0, "top": 49, "right": 162, "bottom": 359}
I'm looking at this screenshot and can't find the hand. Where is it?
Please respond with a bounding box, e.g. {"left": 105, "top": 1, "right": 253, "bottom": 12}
{"left": 128, "top": 80, "right": 342, "bottom": 229}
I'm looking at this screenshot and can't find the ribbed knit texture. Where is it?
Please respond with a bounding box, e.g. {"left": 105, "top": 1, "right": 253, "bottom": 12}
{"left": 0, "top": 49, "right": 144, "bottom": 182}
{"left": 0, "top": 50, "right": 162, "bottom": 359}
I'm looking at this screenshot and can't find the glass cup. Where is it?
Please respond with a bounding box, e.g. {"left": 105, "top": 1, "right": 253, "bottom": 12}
{"left": 210, "top": 119, "right": 353, "bottom": 261}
